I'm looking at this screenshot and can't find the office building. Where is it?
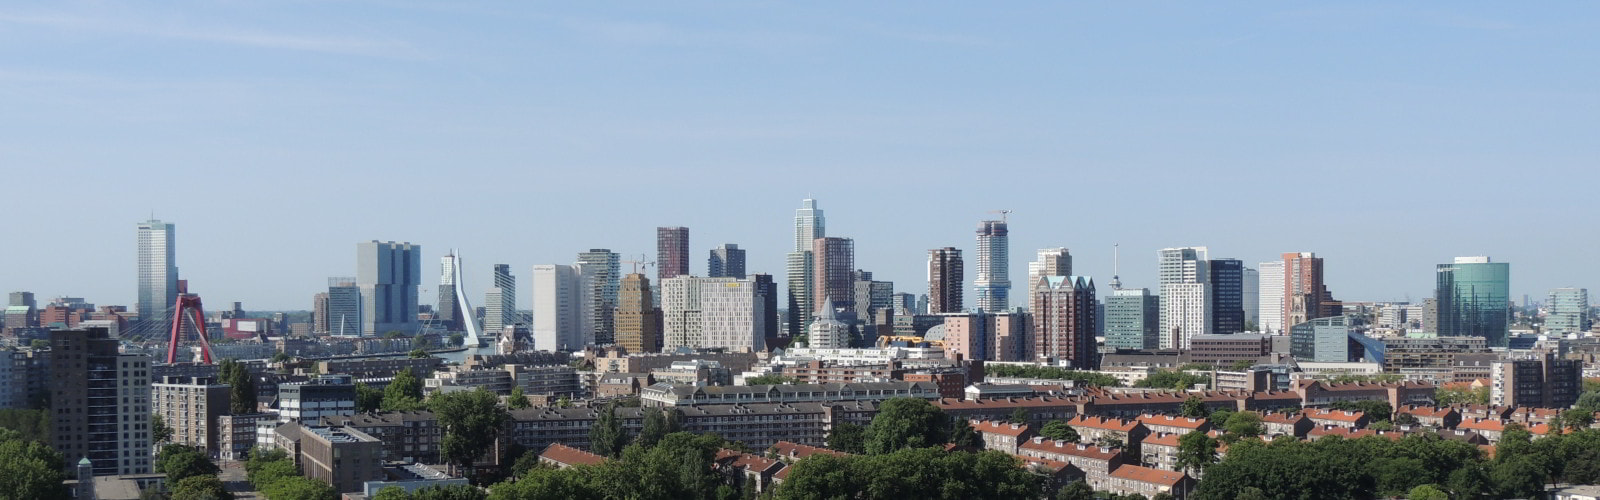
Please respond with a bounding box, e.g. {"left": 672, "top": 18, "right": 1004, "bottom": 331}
{"left": 1028, "top": 248, "right": 1072, "bottom": 315}
{"left": 1435, "top": 256, "right": 1511, "bottom": 347}
{"left": 1257, "top": 261, "right": 1284, "bottom": 334}
{"left": 660, "top": 276, "right": 705, "bottom": 351}
{"left": 813, "top": 237, "right": 855, "bottom": 317}
{"left": 1489, "top": 350, "right": 1581, "bottom": 409}
{"left": 1158, "top": 247, "right": 1210, "bottom": 349}
{"left": 938, "top": 312, "right": 993, "bottom": 362}
{"left": 325, "top": 278, "right": 361, "bottom": 336}
{"left": 485, "top": 264, "right": 516, "bottom": 333}
{"left": 152, "top": 376, "right": 230, "bottom": 454}
{"left": 577, "top": 249, "right": 622, "bottom": 345}
{"left": 356, "top": 241, "right": 421, "bottom": 335}
{"left": 436, "top": 256, "right": 464, "bottom": 331}
{"left": 928, "top": 247, "right": 964, "bottom": 314}
{"left": 700, "top": 277, "right": 768, "bottom": 352}
{"left": 657, "top": 227, "right": 690, "bottom": 281}
{"left": 1241, "top": 266, "right": 1259, "bottom": 329}
{"left": 709, "top": 243, "right": 746, "bottom": 279}
{"left": 532, "top": 264, "right": 586, "bottom": 351}
{"left": 1032, "top": 276, "right": 1097, "bottom": 369}
{"left": 1282, "top": 252, "right": 1335, "bottom": 327}
{"left": 974, "top": 219, "right": 1010, "bottom": 312}
{"left": 299, "top": 426, "right": 384, "bottom": 494}
{"left": 1208, "top": 258, "right": 1245, "bottom": 334}
{"left": 1545, "top": 287, "right": 1589, "bottom": 334}
{"left": 787, "top": 199, "right": 826, "bottom": 337}
{"left": 615, "top": 273, "right": 660, "bottom": 354}
{"left": 853, "top": 270, "right": 894, "bottom": 318}
{"left": 50, "top": 327, "right": 151, "bottom": 475}
{"left": 1105, "top": 288, "right": 1160, "bottom": 350}
{"left": 279, "top": 375, "right": 357, "bottom": 423}
{"left": 752, "top": 274, "right": 780, "bottom": 345}
{"left": 136, "top": 219, "right": 178, "bottom": 332}
{"left": 1290, "top": 316, "right": 1359, "bottom": 363}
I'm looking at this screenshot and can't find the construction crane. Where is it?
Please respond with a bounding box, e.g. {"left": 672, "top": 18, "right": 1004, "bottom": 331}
{"left": 621, "top": 255, "right": 656, "bottom": 275}
{"left": 987, "top": 209, "right": 1012, "bottom": 223}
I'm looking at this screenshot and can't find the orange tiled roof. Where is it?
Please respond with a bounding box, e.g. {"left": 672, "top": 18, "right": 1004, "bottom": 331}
{"left": 540, "top": 443, "right": 606, "bottom": 467}
{"left": 1067, "top": 415, "right": 1140, "bottom": 432}
{"left": 1457, "top": 418, "right": 1507, "bottom": 432}
{"left": 1110, "top": 465, "right": 1186, "bottom": 487}
{"left": 770, "top": 441, "right": 850, "bottom": 460}
{"left": 1020, "top": 438, "right": 1121, "bottom": 460}
{"left": 1305, "top": 409, "right": 1366, "bottom": 423}
{"left": 971, "top": 420, "right": 1031, "bottom": 437}
{"left": 1138, "top": 414, "right": 1208, "bottom": 429}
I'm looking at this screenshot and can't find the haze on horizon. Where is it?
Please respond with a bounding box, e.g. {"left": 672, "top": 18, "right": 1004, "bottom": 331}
{"left": 2, "top": 2, "right": 1596, "bottom": 311}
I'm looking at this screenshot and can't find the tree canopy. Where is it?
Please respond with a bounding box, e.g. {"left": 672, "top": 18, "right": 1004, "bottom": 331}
{"left": 0, "top": 428, "right": 67, "bottom": 500}
{"left": 155, "top": 444, "right": 220, "bottom": 484}
{"left": 432, "top": 388, "right": 510, "bottom": 478}
{"left": 863, "top": 398, "right": 950, "bottom": 455}
{"left": 219, "top": 358, "right": 258, "bottom": 414}
{"left": 1039, "top": 420, "right": 1080, "bottom": 443}
{"left": 773, "top": 447, "right": 1042, "bottom": 500}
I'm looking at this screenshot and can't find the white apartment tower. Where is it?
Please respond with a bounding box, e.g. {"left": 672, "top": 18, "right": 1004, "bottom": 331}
{"left": 661, "top": 276, "right": 705, "bottom": 351}
{"left": 662, "top": 276, "right": 768, "bottom": 352}
{"left": 1257, "top": 261, "right": 1285, "bottom": 334}
{"left": 531, "top": 264, "right": 587, "bottom": 351}
{"left": 1158, "top": 247, "right": 1211, "bottom": 349}
{"left": 974, "top": 220, "right": 1010, "bottom": 312}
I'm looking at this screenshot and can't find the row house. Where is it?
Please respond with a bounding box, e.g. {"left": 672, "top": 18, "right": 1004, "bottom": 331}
{"left": 1137, "top": 414, "right": 1211, "bottom": 436}
{"left": 1064, "top": 415, "right": 1149, "bottom": 455}
{"left": 1295, "top": 380, "right": 1435, "bottom": 409}
{"left": 971, "top": 420, "right": 1033, "bottom": 454}
{"left": 1261, "top": 412, "right": 1312, "bottom": 439}
{"left": 1106, "top": 465, "right": 1195, "bottom": 499}
{"left": 1304, "top": 408, "right": 1369, "bottom": 429}
{"left": 1017, "top": 436, "right": 1127, "bottom": 491}
{"left": 1399, "top": 406, "right": 1461, "bottom": 429}
{"left": 936, "top": 397, "right": 1080, "bottom": 425}
{"left": 539, "top": 443, "right": 606, "bottom": 469}
{"left": 1140, "top": 431, "right": 1226, "bottom": 475}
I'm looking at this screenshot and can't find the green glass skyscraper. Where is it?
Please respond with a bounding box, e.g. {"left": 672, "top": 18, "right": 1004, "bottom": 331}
{"left": 1435, "top": 256, "right": 1510, "bottom": 347}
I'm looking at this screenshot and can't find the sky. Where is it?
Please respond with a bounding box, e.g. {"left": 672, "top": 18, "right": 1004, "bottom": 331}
{"left": 2, "top": 2, "right": 1596, "bottom": 311}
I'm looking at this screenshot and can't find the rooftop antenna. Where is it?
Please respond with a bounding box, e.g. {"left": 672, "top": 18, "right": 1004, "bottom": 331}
{"left": 1110, "top": 243, "right": 1123, "bottom": 290}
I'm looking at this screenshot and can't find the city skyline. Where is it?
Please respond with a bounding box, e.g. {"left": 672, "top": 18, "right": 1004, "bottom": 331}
{"left": 2, "top": 3, "right": 1597, "bottom": 309}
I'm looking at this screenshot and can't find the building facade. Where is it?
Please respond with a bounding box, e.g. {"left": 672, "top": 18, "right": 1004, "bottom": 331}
{"left": 813, "top": 237, "right": 856, "bottom": 317}
{"left": 152, "top": 376, "right": 230, "bottom": 454}
{"left": 1282, "top": 252, "right": 1333, "bottom": 327}
{"left": 1028, "top": 248, "right": 1072, "bottom": 317}
{"left": 51, "top": 327, "right": 151, "bottom": 475}
{"left": 437, "top": 255, "right": 464, "bottom": 331}
{"left": 1544, "top": 287, "right": 1589, "bottom": 334}
{"left": 787, "top": 199, "right": 825, "bottom": 337}
{"left": 615, "top": 273, "right": 660, "bottom": 354}
{"left": 928, "top": 248, "right": 964, "bottom": 314}
{"left": 485, "top": 264, "right": 516, "bottom": 333}
{"left": 974, "top": 220, "right": 1010, "bottom": 312}
{"left": 1032, "top": 276, "right": 1098, "bottom": 369}
{"left": 532, "top": 264, "right": 586, "bottom": 351}
{"left": 657, "top": 227, "right": 690, "bottom": 281}
{"left": 1257, "top": 261, "right": 1284, "bottom": 334}
{"left": 577, "top": 249, "right": 622, "bottom": 345}
{"left": 356, "top": 241, "right": 422, "bottom": 335}
{"left": 1489, "top": 350, "right": 1581, "bottom": 409}
{"left": 1105, "top": 288, "right": 1159, "bottom": 350}
{"left": 1208, "top": 259, "right": 1245, "bottom": 335}
{"left": 1158, "top": 247, "right": 1210, "bottom": 349}
{"left": 1435, "top": 256, "right": 1511, "bottom": 347}
{"left": 709, "top": 243, "right": 746, "bottom": 279}
{"left": 136, "top": 219, "right": 178, "bottom": 332}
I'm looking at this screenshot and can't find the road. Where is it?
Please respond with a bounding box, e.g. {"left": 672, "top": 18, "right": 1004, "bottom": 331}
{"left": 219, "top": 460, "right": 265, "bottom": 500}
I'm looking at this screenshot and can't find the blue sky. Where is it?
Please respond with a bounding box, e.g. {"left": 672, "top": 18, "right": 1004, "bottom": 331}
{"left": 2, "top": 2, "right": 1595, "bottom": 310}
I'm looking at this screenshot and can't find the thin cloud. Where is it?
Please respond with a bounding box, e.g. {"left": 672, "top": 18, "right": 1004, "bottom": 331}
{"left": 0, "top": 10, "right": 426, "bottom": 59}
{"left": 562, "top": 17, "right": 827, "bottom": 51}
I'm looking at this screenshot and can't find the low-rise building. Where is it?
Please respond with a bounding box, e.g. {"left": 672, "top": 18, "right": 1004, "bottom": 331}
{"left": 539, "top": 443, "right": 606, "bottom": 469}
{"left": 1304, "top": 408, "right": 1369, "bottom": 429}
{"left": 641, "top": 381, "right": 939, "bottom": 407}
{"left": 1399, "top": 406, "right": 1461, "bottom": 429}
{"left": 319, "top": 411, "right": 441, "bottom": 464}
{"left": 1261, "top": 412, "right": 1312, "bottom": 439}
{"left": 151, "top": 376, "right": 231, "bottom": 454}
{"left": 971, "top": 420, "right": 1032, "bottom": 454}
{"left": 1064, "top": 415, "right": 1149, "bottom": 453}
{"left": 277, "top": 375, "right": 356, "bottom": 423}
{"left": 299, "top": 426, "right": 384, "bottom": 494}
{"left": 218, "top": 413, "right": 274, "bottom": 460}
{"left": 1136, "top": 414, "right": 1211, "bottom": 436}
{"left": 1106, "top": 465, "right": 1194, "bottom": 499}
{"left": 359, "top": 463, "right": 468, "bottom": 498}
{"left": 1017, "top": 437, "right": 1126, "bottom": 491}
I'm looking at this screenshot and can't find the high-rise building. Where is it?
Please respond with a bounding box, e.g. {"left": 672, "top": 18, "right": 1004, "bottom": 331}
{"left": 786, "top": 199, "right": 825, "bottom": 337}
{"left": 1435, "top": 256, "right": 1511, "bottom": 347}
{"left": 1282, "top": 252, "right": 1335, "bottom": 327}
{"left": 974, "top": 220, "right": 1010, "bottom": 312}
{"left": 1027, "top": 248, "right": 1072, "bottom": 314}
{"left": 356, "top": 241, "right": 421, "bottom": 335}
{"left": 1257, "top": 261, "right": 1284, "bottom": 334}
{"left": 312, "top": 292, "right": 330, "bottom": 334}
{"left": 1031, "top": 276, "right": 1097, "bottom": 369}
{"left": 325, "top": 278, "right": 361, "bottom": 336}
{"left": 852, "top": 274, "right": 895, "bottom": 320}
{"left": 660, "top": 276, "right": 704, "bottom": 351}
{"left": 938, "top": 312, "right": 993, "bottom": 362}
{"left": 813, "top": 237, "right": 855, "bottom": 317}
{"left": 1105, "top": 288, "right": 1160, "bottom": 350}
{"left": 1489, "top": 350, "right": 1581, "bottom": 408}
{"left": 577, "top": 249, "right": 621, "bottom": 345}
{"left": 751, "top": 274, "right": 780, "bottom": 345}
{"left": 615, "top": 273, "right": 659, "bottom": 354}
{"left": 532, "top": 264, "right": 586, "bottom": 351}
{"left": 485, "top": 264, "right": 516, "bottom": 333}
{"left": 708, "top": 243, "right": 746, "bottom": 279}
{"left": 1545, "top": 288, "right": 1590, "bottom": 334}
{"left": 683, "top": 277, "right": 769, "bottom": 352}
{"left": 657, "top": 227, "right": 690, "bottom": 281}
{"left": 1242, "top": 267, "right": 1259, "bottom": 330}
{"left": 1289, "top": 316, "right": 1358, "bottom": 363}
{"left": 436, "top": 255, "right": 464, "bottom": 331}
{"left": 51, "top": 327, "right": 151, "bottom": 475}
{"left": 1208, "top": 259, "right": 1245, "bottom": 335}
{"left": 152, "top": 376, "right": 230, "bottom": 455}
{"left": 1158, "top": 247, "right": 1211, "bottom": 349}
{"left": 137, "top": 219, "right": 178, "bottom": 333}
{"left": 928, "top": 248, "right": 964, "bottom": 314}
{"left": 806, "top": 297, "right": 850, "bottom": 349}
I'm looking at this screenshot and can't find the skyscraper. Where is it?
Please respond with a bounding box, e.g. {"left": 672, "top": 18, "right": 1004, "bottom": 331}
{"left": 1242, "top": 267, "right": 1259, "bottom": 329}
{"left": 1257, "top": 261, "right": 1284, "bottom": 334}
{"left": 660, "top": 275, "right": 704, "bottom": 351}
{"left": 974, "top": 220, "right": 1010, "bottom": 312}
{"left": 1435, "top": 256, "right": 1511, "bottom": 347}
{"left": 751, "top": 274, "right": 780, "bottom": 345}
{"left": 356, "top": 241, "right": 422, "bottom": 335}
{"left": 928, "top": 247, "right": 964, "bottom": 314}
{"left": 1105, "top": 288, "right": 1160, "bottom": 350}
{"left": 1208, "top": 258, "right": 1245, "bottom": 335}
{"left": 813, "top": 237, "right": 855, "bottom": 317}
{"left": 708, "top": 243, "right": 746, "bottom": 279}
{"left": 325, "top": 277, "right": 361, "bottom": 336}
{"left": 532, "top": 264, "right": 586, "bottom": 351}
{"left": 657, "top": 227, "right": 690, "bottom": 281}
{"left": 1545, "top": 288, "right": 1590, "bottom": 334}
{"left": 1027, "top": 248, "right": 1072, "bottom": 314}
{"left": 51, "top": 327, "right": 151, "bottom": 475}
{"left": 484, "top": 264, "right": 516, "bottom": 333}
{"left": 614, "top": 273, "right": 659, "bottom": 354}
{"left": 437, "top": 255, "right": 464, "bottom": 331}
{"left": 1158, "top": 247, "right": 1210, "bottom": 349}
{"left": 786, "top": 199, "right": 825, "bottom": 336}
{"left": 1031, "top": 276, "right": 1097, "bottom": 369}
{"left": 137, "top": 219, "right": 178, "bottom": 332}
{"left": 577, "top": 249, "right": 621, "bottom": 345}
{"left": 1282, "top": 252, "right": 1332, "bottom": 327}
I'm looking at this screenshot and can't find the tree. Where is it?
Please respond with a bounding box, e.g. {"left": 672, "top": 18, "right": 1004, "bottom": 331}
{"left": 590, "top": 402, "right": 627, "bottom": 458}
{"left": 1056, "top": 480, "right": 1093, "bottom": 500}
{"left": 636, "top": 407, "right": 670, "bottom": 449}
{"left": 383, "top": 369, "right": 427, "bottom": 411}
{"left": 486, "top": 463, "right": 599, "bottom": 500}
{"left": 1576, "top": 391, "right": 1600, "bottom": 413}
{"left": 356, "top": 382, "right": 383, "bottom": 412}
{"left": 0, "top": 409, "right": 50, "bottom": 443}
{"left": 1435, "top": 385, "right": 1490, "bottom": 406}
{"left": 507, "top": 387, "right": 532, "bottom": 410}
{"left": 410, "top": 348, "right": 431, "bottom": 358}
{"left": 413, "top": 484, "right": 489, "bottom": 500}
{"left": 1560, "top": 409, "right": 1595, "bottom": 431}
{"left": 261, "top": 476, "right": 337, "bottom": 500}
{"left": 1009, "top": 407, "right": 1030, "bottom": 424}
{"left": 151, "top": 413, "right": 174, "bottom": 444}
{"left": 1174, "top": 431, "right": 1219, "bottom": 475}
{"left": 1179, "top": 396, "right": 1209, "bottom": 419}
{"left": 1407, "top": 484, "right": 1448, "bottom": 500}
{"left": 1228, "top": 359, "right": 1255, "bottom": 371}
{"left": 827, "top": 422, "right": 866, "bottom": 454}
{"left": 1329, "top": 399, "right": 1392, "bottom": 423}
{"left": 270, "top": 351, "right": 290, "bottom": 363}
{"left": 1039, "top": 420, "right": 1080, "bottom": 443}
{"left": 450, "top": 333, "right": 465, "bottom": 346}
{"left": 1222, "top": 412, "right": 1264, "bottom": 439}
{"left": 743, "top": 374, "right": 795, "bottom": 385}
{"left": 219, "top": 359, "right": 259, "bottom": 415}
{"left": 432, "top": 388, "right": 510, "bottom": 479}
{"left": 170, "top": 474, "right": 233, "bottom": 500}
{"left": 155, "top": 444, "right": 221, "bottom": 484}
{"left": 0, "top": 428, "right": 68, "bottom": 500}
{"left": 863, "top": 398, "right": 948, "bottom": 454}
{"left": 772, "top": 447, "right": 1041, "bottom": 500}
{"left": 1392, "top": 412, "right": 1420, "bottom": 427}
{"left": 374, "top": 486, "right": 411, "bottom": 500}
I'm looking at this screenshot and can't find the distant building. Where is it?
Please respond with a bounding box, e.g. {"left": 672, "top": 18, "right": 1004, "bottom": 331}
{"left": 1158, "top": 247, "right": 1210, "bottom": 349}
{"left": 484, "top": 264, "right": 516, "bottom": 333}
{"left": 662, "top": 276, "right": 769, "bottom": 352}
{"left": 1435, "top": 257, "right": 1511, "bottom": 347}
{"left": 1290, "top": 316, "right": 1360, "bottom": 363}
{"left": 657, "top": 227, "right": 690, "bottom": 281}
{"left": 807, "top": 298, "right": 851, "bottom": 349}
{"left": 278, "top": 375, "right": 356, "bottom": 423}
{"left": 325, "top": 278, "right": 362, "bottom": 336}
{"left": 1490, "top": 350, "right": 1581, "bottom": 409}
{"left": 787, "top": 199, "right": 825, "bottom": 337}
{"left": 532, "top": 264, "right": 586, "bottom": 351}
{"left": 615, "top": 273, "right": 660, "bottom": 354}
{"left": 356, "top": 241, "right": 422, "bottom": 335}
{"left": 1282, "top": 252, "right": 1334, "bottom": 327}
{"left": 813, "top": 237, "right": 856, "bottom": 317}
{"left": 577, "top": 249, "right": 622, "bottom": 345}
{"left": 974, "top": 220, "right": 1010, "bottom": 312}
{"left": 1032, "top": 276, "right": 1098, "bottom": 369}
{"left": 1241, "top": 266, "right": 1259, "bottom": 329}
{"left": 1208, "top": 259, "right": 1245, "bottom": 334}
{"left": 436, "top": 255, "right": 464, "bottom": 331}
{"left": 708, "top": 243, "right": 746, "bottom": 279}
{"left": 1545, "top": 287, "right": 1589, "bottom": 334}
{"left": 1257, "top": 261, "right": 1285, "bottom": 334}
{"left": 1105, "top": 288, "right": 1160, "bottom": 350}
{"left": 299, "top": 426, "right": 384, "bottom": 494}
{"left": 928, "top": 248, "right": 964, "bottom": 314}
{"left": 136, "top": 219, "right": 178, "bottom": 333}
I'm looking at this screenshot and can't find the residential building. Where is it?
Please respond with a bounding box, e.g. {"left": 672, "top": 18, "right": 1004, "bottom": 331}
{"left": 299, "top": 426, "right": 384, "bottom": 494}
{"left": 577, "top": 249, "right": 622, "bottom": 345}
{"left": 807, "top": 298, "right": 851, "bottom": 349}
{"left": 1107, "top": 465, "right": 1193, "bottom": 500}
{"left": 938, "top": 312, "right": 992, "bottom": 362}
{"left": 709, "top": 244, "right": 746, "bottom": 279}
{"left": 320, "top": 411, "right": 441, "bottom": 464}
{"left": 658, "top": 227, "right": 690, "bottom": 281}
{"left": 151, "top": 376, "right": 230, "bottom": 454}
{"left": 752, "top": 274, "right": 780, "bottom": 345}
{"left": 661, "top": 276, "right": 705, "bottom": 352}
{"left": 484, "top": 264, "right": 516, "bottom": 333}
{"left": 1017, "top": 436, "right": 1127, "bottom": 490}
{"left": 136, "top": 219, "right": 178, "bottom": 333}
{"left": 1208, "top": 259, "right": 1245, "bottom": 334}
{"left": 1105, "top": 288, "right": 1160, "bottom": 350}
{"left": 928, "top": 248, "right": 964, "bottom": 314}
{"left": 615, "top": 273, "right": 660, "bottom": 354}
{"left": 1032, "top": 276, "right": 1098, "bottom": 369}
{"left": 787, "top": 199, "right": 825, "bottom": 337}
{"left": 1158, "top": 247, "right": 1210, "bottom": 349}
{"left": 278, "top": 375, "right": 357, "bottom": 423}
{"left": 218, "top": 413, "right": 273, "bottom": 461}
{"left": 699, "top": 278, "right": 768, "bottom": 352}
{"left": 813, "top": 237, "right": 856, "bottom": 317}
{"left": 1257, "top": 261, "right": 1284, "bottom": 334}
{"left": 640, "top": 381, "right": 940, "bottom": 407}
{"left": 974, "top": 219, "right": 1010, "bottom": 312}
{"left": 1545, "top": 287, "right": 1590, "bottom": 334}
{"left": 1490, "top": 350, "right": 1582, "bottom": 408}
{"left": 50, "top": 327, "right": 151, "bottom": 475}
{"left": 1281, "top": 252, "right": 1333, "bottom": 327}
{"left": 356, "top": 241, "right": 422, "bottom": 335}
{"left": 532, "top": 264, "right": 586, "bottom": 351}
